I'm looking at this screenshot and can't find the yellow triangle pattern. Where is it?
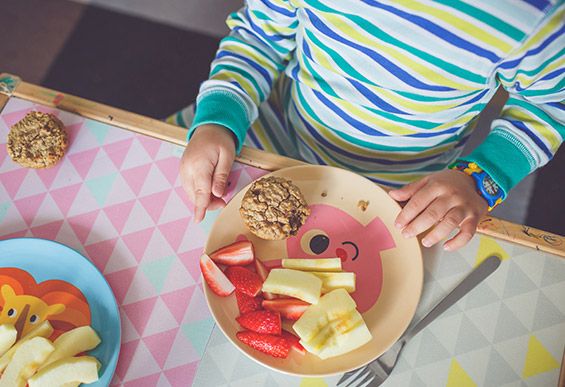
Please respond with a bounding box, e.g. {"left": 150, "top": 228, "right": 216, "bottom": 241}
{"left": 523, "top": 335, "right": 560, "bottom": 378}
{"left": 475, "top": 236, "right": 509, "bottom": 267}
{"left": 300, "top": 378, "right": 327, "bottom": 387}
{"left": 446, "top": 359, "right": 476, "bottom": 387}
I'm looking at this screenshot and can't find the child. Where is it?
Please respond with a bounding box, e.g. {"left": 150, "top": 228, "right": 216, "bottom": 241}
{"left": 172, "top": 0, "right": 564, "bottom": 251}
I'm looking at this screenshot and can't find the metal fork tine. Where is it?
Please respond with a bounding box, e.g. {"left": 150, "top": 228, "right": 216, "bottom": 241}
{"left": 337, "top": 368, "right": 365, "bottom": 386}
{"left": 353, "top": 369, "right": 376, "bottom": 387}
{"left": 343, "top": 367, "right": 372, "bottom": 387}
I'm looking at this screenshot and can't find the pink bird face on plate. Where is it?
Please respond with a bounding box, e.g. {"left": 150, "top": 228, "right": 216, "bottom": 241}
{"left": 286, "top": 204, "right": 395, "bottom": 312}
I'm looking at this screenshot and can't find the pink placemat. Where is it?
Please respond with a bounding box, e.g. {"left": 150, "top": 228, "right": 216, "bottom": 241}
{"left": 0, "top": 97, "right": 268, "bottom": 386}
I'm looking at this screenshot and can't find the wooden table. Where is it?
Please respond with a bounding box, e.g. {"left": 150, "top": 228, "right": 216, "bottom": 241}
{"left": 1, "top": 73, "right": 563, "bottom": 386}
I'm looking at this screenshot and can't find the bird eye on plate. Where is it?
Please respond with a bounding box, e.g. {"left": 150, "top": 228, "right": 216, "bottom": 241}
{"left": 301, "top": 229, "right": 330, "bottom": 255}
{"left": 29, "top": 314, "right": 38, "bottom": 324}
{"left": 7, "top": 308, "right": 16, "bottom": 317}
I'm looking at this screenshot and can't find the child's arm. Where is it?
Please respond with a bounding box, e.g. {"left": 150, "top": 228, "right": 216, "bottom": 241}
{"left": 391, "top": 4, "right": 564, "bottom": 250}
{"left": 181, "top": 1, "right": 298, "bottom": 222}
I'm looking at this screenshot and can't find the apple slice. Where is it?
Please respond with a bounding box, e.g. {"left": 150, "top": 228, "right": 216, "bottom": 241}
{"left": 0, "top": 320, "right": 53, "bottom": 372}
{"left": 311, "top": 272, "right": 356, "bottom": 293}
{"left": 0, "top": 324, "right": 17, "bottom": 357}
{"left": 28, "top": 356, "right": 100, "bottom": 387}
{"left": 262, "top": 269, "right": 322, "bottom": 304}
{"left": 282, "top": 258, "right": 341, "bottom": 272}
{"left": 0, "top": 337, "right": 54, "bottom": 387}
{"left": 254, "top": 258, "right": 276, "bottom": 300}
{"left": 41, "top": 325, "right": 101, "bottom": 368}
{"left": 293, "top": 289, "right": 356, "bottom": 342}
{"left": 316, "top": 311, "right": 372, "bottom": 359}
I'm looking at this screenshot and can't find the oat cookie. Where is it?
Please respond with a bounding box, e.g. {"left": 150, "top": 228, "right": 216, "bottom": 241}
{"left": 240, "top": 176, "right": 310, "bottom": 240}
{"left": 7, "top": 111, "right": 68, "bottom": 168}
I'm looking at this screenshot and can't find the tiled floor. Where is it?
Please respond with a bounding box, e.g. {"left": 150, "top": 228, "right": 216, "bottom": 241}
{"left": 0, "top": 0, "right": 563, "bottom": 235}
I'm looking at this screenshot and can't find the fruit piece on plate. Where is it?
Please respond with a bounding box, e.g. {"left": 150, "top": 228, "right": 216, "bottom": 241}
{"left": 262, "top": 298, "right": 310, "bottom": 320}
{"left": 236, "top": 331, "right": 290, "bottom": 359}
{"left": 262, "top": 269, "right": 322, "bottom": 304}
{"left": 225, "top": 266, "right": 263, "bottom": 297}
{"left": 236, "top": 310, "right": 281, "bottom": 335}
{"left": 281, "top": 331, "right": 305, "bottom": 355}
{"left": 254, "top": 259, "right": 276, "bottom": 300}
{"left": 41, "top": 325, "right": 101, "bottom": 368}
{"left": 28, "top": 356, "right": 100, "bottom": 387}
{"left": 315, "top": 310, "right": 372, "bottom": 359}
{"left": 200, "top": 254, "right": 235, "bottom": 297}
{"left": 0, "top": 324, "right": 17, "bottom": 357}
{"left": 0, "top": 320, "right": 53, "bottom": 372}
{"left": 235, "top": 291, "right": 263, "bottom": 315}
{"left": 0, "top": 336, "right": 54, "bottom": 387}
{"left": 293, "top": 289, "right": 356, "bottom": 342}
{"left": 311, "top": 272, "right": 356, "bottom": 293}
{"left": 210, "top": 241, "right": 254, "bottom": 266}
{"left": 282, "top": 258, "right": 342, "bottom": 272}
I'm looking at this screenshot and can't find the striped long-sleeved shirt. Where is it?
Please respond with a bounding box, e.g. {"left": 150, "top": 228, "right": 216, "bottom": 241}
{"left": 188, "top": 0, "right": 564, "bottom": 193}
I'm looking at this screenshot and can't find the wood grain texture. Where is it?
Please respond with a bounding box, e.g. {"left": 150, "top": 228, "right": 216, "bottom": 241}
{"left": 10, "top": 81, "right": 565, "bottom": 257}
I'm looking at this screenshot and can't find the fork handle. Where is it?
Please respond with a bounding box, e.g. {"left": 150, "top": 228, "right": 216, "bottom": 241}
{"left": 403, "top": 255, "right": 501, "bottom": 342}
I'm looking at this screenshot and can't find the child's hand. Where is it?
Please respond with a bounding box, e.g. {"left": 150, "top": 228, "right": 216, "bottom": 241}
{"left": 389, "top": 170, "right": 488, "bottom": 251}
{"left": 180, "top": 124, "right": 236, "bottom": 223}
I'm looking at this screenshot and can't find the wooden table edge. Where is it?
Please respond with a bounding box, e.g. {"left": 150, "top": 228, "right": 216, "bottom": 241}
{"left": 1, "top": 77, "right": 563, "bottom": 258}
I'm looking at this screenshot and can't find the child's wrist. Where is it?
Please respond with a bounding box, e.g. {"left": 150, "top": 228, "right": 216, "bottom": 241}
{"left": 449, "top": 161, "right": 505, "bottom": 211}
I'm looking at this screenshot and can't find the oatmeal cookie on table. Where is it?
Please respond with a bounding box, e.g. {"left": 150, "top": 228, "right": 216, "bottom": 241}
{"left": 240, "top": 176, "right": 310, "bottom": 240}
{"left": 7, "top": 111, "right": 68, "bottom": 169}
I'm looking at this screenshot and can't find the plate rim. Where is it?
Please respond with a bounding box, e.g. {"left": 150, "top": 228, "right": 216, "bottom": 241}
{"left": 203, "top": 164, "right": 424, "bottom": 377}
{"left": 0, "top": 237, "right": 122, "bottom": 385}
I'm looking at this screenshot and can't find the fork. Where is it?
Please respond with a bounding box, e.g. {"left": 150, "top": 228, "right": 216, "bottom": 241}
{"left": 337, "top": 255, "right": 501, "bottom": 387}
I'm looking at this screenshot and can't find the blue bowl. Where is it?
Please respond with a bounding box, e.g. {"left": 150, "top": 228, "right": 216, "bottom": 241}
{"left": 0, "top": 238, "right": 120, "bottom": 386}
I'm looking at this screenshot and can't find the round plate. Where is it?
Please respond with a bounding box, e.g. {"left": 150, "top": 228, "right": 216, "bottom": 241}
{"left": 204, "top": 165, "right": 423, "bottom": 376}
{"left": 0, "top": 238, "right": 120, "bottom": 386}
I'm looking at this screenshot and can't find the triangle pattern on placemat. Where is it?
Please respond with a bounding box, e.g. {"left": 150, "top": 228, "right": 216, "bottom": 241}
{"left": 50, "top": 183, "right": 82, "bottom": 217}
{"left": 532, "top": 292, "right": 564, "bottom": 331}
{"left": 104, "top": 267, "right": 137, "bottom": 305}
{"left": 181, "top": 318, "right": 215, "bottom": 357}
{"left": 484, "top": 348, "right": 520, "bottom": 386}
{"left": 115, "top": 339, "right": 140, "bottom": 381}
{"left": 0, "top": 168, "right": 28, "bottom": 199}
{"left": 123, "top": 268, "right": 158, "bottom": 304}
{"left": 446, "top": 358, "right": 476, "bottom": 387}
{"left": 164, "top": 330, "right": 200, "bottom": 370}
{"left": 475, "top": 236, "right": 509, "bottom": 267}
{"left": 142, "top": 297, "right": 179, "bottom": 337}
{"left": 155, "top": 157, "right": 180, "bottom": 187}
{"left": 104, "top": 238, "right": 139, "bottom": 274}
{"left": 454, "top": 315, "right": 490, "bottom": 355}
{"left": 104, "top": 199, "right": 136, "bottom": 234}
{"left": 179, "top": 248, "right": 202, "bottom": 283}
{"left": 122, "top": 228, "right": 154, "bottom": 262}
{"left": 159, "top": 217, "right": 191, "bottom": 252}
{"left": 502, "top": 290, "right": 538, "bottom": 331}
{"left": 522, "top": 335, "right": 560, "bottom": 378}
{"left": 502, "top": 260, "right": 538, "bottom": 299}
{"left": 30, "top": 220, "right": 64, "bottom": 240}
{"left": 139, "top": 164, "right": 172, "bottom": 197}
{"left": 413, "top": 329, "right": 451, "bottom": 367}
{"left": 83, "top": 237, "right": 118, "bottom": 272}
{"left": 493, "top": 303, "right": 528, "bottom": 343}
{"left": 158, "top": 189, "right": 191, "bottom": 224}
{"left": 85, "top": 173, "right": 117, "bottom": 206}
{"left": 121, "top": 201, "right": 155, "bottom": 235}
{"left": 161, "top": 286, "right": 196, "bottom": 324}
{"left": 143, "top": 328, "right": 179, "bottom": 368}
{"left": 14, "top": 192, "right": 46, "bottom": 226}
{"left": 104, "top": 137, "right": 134, "bottom": 170}
{"left": 142, "top": 255, "right": 176, "bottom": 292}
{"left": 35, "top": 164, "right": 61, "bottom": 190}
{"left": 13, "top": 169, "right": 45, "bottom": 200}
{"left": 208, "top": 341, "right": 241, "bottom": 381}
{"left": 540, "top": 257, "right": 565, "bottom": 287}
{"left": 122, "top": 164, "right": 152, "bottom": 196}
{"left": 68, "top": 147, "right": 99, "bottom": 180}
{"left": 164, "top": 361, "right": 199, "bottom": 387}
{"left": 122, "top": 296, "right": 158, "bottom": 336}
{"left": 139, "top": 190, "right": 171, "bottom": 224}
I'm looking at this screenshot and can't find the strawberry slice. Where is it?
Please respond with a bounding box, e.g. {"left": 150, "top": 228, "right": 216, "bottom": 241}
{"left": 236, "top": 331, "right": 290, "bottom": 358}
{"left": 262, "top": 298, "right": 310, "bottom": 320}
{"left": 236, "top": 310, "right": 281, "bottom": 335}
{"left": 225, "top": 266, "right": 262, "bottom": 297}
{"left": 235, "top": 290, "right": 263, "bottom": 315}
{"left": 254, "top": 259, "right": 277, "bottom": 300}
{"left": 200, "top": 254, "right": 235, "bottom": 297}
{"left": 210, "top": 241, "right": 254, "bottom": 266}
{"left": 281, "top": 331, "right": 306, "bottom": 355}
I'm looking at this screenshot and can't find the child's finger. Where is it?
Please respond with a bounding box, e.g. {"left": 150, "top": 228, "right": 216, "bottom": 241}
{"left": 212, "top": 151, "right": 232, "bottom": 198}
{"left": 193, "top": 169, "right": 214, "bottom": 223}
{"left": 420, "top": 208, "right": 465, "bottom": 247}
{"left": 389, "top": 176, "right": 428, "bottom": 202}
{"left": 443, "top": 217, "right": 479, "bottom": 251}
{"left": 208, "top": 197, "right": 227, "bottom": 211}
{"left": 401, "top": 198, "right": 451, "bottom": 239}
{"left": 394, "top": 184, "right": 436, "bottom": 229}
